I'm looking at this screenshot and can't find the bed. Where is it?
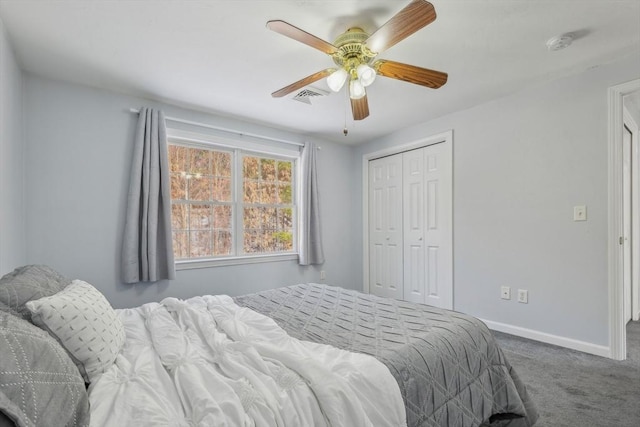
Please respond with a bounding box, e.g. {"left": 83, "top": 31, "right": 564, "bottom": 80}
{"left": 234, "top": 284, "right": 538, "bottom": 427}
{"left": 0, "top": 265, "right": 538, "bottom": 427}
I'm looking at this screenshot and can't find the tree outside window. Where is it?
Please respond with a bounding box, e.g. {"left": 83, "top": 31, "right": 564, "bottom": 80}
{"left": 169, "top": 144, "right": 295, "bottom": 260}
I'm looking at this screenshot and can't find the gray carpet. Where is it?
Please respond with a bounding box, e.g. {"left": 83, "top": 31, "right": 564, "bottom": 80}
{"left": 493, "top": 321, "right": 640, "bottom": 427}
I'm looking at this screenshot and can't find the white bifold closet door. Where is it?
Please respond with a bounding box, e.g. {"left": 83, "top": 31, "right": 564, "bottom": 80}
{"left": 369, "top": 142, "right": 452, "bottom": 308}
{"left": 369, "top": 153, "right": 404, "bottom": 300}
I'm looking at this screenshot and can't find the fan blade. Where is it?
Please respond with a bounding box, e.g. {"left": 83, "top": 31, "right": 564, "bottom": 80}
{"left": 271, "top": 68, "right": 334, "bottom": 98}
{"left": 267, "top": 20, "right": 338, "bottom": 55}
{"left": 365, "top": 0, "right": 436, "bottom": 54}
{"left": 351, "top": 95, "right": 370, "bottom": 121}
{"left": 374, "top": 59, "right": 447, "bottom": 89}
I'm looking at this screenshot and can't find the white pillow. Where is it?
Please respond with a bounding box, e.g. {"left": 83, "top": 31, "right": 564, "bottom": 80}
{"left": 26, "top": 279, "right": 125, "bottom": 383}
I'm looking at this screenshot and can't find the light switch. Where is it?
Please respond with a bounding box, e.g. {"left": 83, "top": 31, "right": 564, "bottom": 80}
{"left": 573, "top": 205, "right": 587, "bottom": 221}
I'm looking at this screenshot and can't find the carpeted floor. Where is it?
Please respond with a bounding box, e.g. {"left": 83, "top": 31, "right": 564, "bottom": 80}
{"left": 493, "top": 321, "right": 640, "bottom": 427}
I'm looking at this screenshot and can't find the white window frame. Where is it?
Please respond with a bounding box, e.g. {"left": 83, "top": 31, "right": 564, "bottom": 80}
{"left": 167, "top": 128, "right": 300, "bottom": 270}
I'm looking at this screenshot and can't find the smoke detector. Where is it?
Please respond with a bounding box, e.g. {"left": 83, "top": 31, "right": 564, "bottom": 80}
{"left": 546, "top": 34, "right": 573, "bottom": 51}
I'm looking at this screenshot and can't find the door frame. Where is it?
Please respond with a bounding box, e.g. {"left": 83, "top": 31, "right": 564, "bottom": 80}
{"left": 608, "top": 78, "right": 640, "bottom": 360}
{"left": 362, "top": 130, "right": 453, "bottom": 305}
{"left": 623, "top": 108, "right": 640, "bottom": 322}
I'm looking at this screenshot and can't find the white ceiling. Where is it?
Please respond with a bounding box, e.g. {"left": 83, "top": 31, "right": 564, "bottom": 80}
{"left": 1, "top": 0, "right": 639, "bottom": 145}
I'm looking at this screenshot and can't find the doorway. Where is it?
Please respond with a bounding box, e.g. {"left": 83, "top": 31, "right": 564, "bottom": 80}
{"left": 622, "top": 103, "right": 640, "bottom": 324}
{"left": 608, "top": 78, "right": 640, "bottom": 361}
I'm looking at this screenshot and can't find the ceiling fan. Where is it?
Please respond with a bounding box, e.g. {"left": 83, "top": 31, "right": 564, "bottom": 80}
{"left": 267, "top": 0, "right": 448, "bottom": 121}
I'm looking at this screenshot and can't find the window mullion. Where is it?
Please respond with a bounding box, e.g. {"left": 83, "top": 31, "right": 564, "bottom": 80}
{"left": 292, "top": 157, "right": 298, "bottom": 253}
{"left": 234, "top": 149, "right": 244, "bottom": 256}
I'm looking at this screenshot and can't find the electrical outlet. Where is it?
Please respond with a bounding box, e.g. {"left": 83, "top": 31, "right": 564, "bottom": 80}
{"left": 518, "top": 289, "right": 528, "bottom": 304}
{"left": 320, "top": 270, "right": 326, "bottom": 280}
{"left": 501, "top": 286, "right": 511, "bottom": 300}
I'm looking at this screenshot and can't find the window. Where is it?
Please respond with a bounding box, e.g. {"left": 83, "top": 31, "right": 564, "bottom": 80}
{"left": 242, "top": 156, "right": 294, "bottom": 254}
{"left": 168, "top": 141, "right": 296, "bottom": 265}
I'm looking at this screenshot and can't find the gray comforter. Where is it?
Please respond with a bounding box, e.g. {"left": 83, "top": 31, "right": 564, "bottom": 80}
{"left": 234, "top": 283, "right": 538, "bottom": 427}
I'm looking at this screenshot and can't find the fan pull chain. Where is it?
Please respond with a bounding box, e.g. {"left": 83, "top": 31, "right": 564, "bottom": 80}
{"left": 343, "top": 88, "right": 349, "bottom": 136}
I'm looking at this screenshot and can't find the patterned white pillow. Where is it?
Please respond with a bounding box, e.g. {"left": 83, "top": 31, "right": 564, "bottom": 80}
{"left": 26, "top": 279, "right": 125, "bottom": 383}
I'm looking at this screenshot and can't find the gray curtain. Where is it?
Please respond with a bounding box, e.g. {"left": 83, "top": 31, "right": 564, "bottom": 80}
{"left": 298, "top": 142, "right": 325, "bottom": 265}
{"left": 121, "top": 108, "right": 175, "bottom": 283}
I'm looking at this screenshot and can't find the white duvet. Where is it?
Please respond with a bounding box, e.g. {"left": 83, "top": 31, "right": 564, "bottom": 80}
{"left": 88, "top": 295, "right": 406, "bottom": 427}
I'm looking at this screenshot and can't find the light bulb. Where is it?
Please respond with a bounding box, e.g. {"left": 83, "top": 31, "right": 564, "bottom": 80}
{"left": 357, "top": 64, "right": 376, "bottom": 87}
{"left": 327, "top": 68, "right": 348, "bottom": 92}
{"left": 349, "top": 78, "right": 365, "bottom": 99}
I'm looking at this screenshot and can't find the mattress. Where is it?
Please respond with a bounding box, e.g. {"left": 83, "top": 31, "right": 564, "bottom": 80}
{"left": 234, "top": 283, "right": 539, "bottom": 427}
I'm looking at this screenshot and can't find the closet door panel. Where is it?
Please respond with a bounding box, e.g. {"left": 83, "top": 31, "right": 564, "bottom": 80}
{"left": 403, "top": 149, "right": 426, "bottom": 303}
{"left": 369, "top": 154, "right": 403, "bottom": 300}
{"left": 424, "top": 143, "right": 452, "bottom": 309}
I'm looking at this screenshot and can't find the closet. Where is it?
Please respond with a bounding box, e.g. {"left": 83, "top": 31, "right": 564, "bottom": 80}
{"left": 368, "top": 141, "right": 452, "bottom": 309}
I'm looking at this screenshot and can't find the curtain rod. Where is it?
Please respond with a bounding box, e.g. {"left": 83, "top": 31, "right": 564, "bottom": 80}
{"left": 129, "top": 108, "right": 305, "bottom": 147}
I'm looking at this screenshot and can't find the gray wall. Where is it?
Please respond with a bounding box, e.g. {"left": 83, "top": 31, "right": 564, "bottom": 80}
{"left": 353, "top": 54, "right": 640, "bottom": 347}
{"left": 14, "top": 38, "right": 640, "bottom": 348}
{"left": 0, "top": 18, "right": 25, "bottom": 276}
{"left": 23, "top": 76, "right": 356, "bottom": 308}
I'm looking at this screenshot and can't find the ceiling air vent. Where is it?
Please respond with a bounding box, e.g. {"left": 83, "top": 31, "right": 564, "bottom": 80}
{"left": 291, "top": 86, "right": 328, "bottom": 104}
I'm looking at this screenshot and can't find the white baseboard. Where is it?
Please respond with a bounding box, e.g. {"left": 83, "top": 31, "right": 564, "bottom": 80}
{"left": 480, "top": 318, "right": 611, "bottom": 359}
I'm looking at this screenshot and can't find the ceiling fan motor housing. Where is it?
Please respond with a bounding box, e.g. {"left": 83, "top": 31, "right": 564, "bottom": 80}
{"left": 332, "top": 27, "right": 377, "bottom": 75}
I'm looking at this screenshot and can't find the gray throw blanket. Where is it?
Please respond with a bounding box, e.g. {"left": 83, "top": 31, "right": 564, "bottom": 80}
{"left": 235, "top": 283, "right": 538, "bottom": 427}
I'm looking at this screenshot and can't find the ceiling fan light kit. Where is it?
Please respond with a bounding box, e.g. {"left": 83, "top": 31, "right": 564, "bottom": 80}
{"left": 356, "top": 64, "right": 377, "bottom": 87}
{"left": 329, "top": 26, "right": 377, "bottom": 100}
{"left": 267, "top": 0, "right": 448, "bottom": 121}
{"left": 349, "top": 78, "right": 366, "bottom": 99}
{"left": 326, "top": 68, "right": 348, "bottom": 92}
